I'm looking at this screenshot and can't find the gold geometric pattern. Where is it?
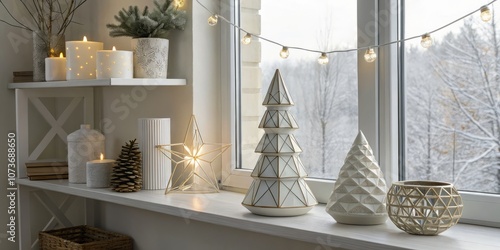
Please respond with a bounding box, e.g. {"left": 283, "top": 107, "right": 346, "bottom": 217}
{"left": 262, "top": 69, "right": 294, "bottom": 106}
{"left": 244, "top": 179, "right": 316, "bottom": 208}
{"left": 259, "top": 110, "right": 299, "bottom": 130}
{"left": 242, "top": 69, "right": 317, "bottom": 216}
{"left": 326, "top": 131, "right": 388, "bottom": 225}
{"left": 255, "top": 134, "right": 302, "bottom": 154}
{"left": 157, "top": 115, "right": 231, "bottom": 194}
{"left": 252, "top": 155, "right": 307, "bottom": 178}
{"left": 386, "top": 181, "right": 463, "bottom": 235}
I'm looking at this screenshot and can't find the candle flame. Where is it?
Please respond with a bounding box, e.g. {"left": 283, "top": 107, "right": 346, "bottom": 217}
{"left": 83, "top": 36, "right": 87, "bottom": 42}
{"left": 59, "top": 52, "right": 64, "bottom": 58}
{"left": 100, "top": 153, "right": 104, "bottom": 161}
{"left": 112, "top": 46, "right": 116, "bottom": 51}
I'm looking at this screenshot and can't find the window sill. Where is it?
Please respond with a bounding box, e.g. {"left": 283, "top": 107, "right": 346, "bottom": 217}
{"left": 18, "top": 178, "right": 500, "bottom": 250}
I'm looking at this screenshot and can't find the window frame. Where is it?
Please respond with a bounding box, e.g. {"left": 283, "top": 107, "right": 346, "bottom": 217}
{"left": 221, "top": 0, "right": 500, "bottom": 227}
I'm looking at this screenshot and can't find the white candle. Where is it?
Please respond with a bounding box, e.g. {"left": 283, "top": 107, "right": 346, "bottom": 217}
{"left": 96, "top": 46, "right": 133, "bottom": 79}
{"left": 66, "top": 36, "right": 103, "bottom": 80}
{"left": 86, "top": 153, "right": 115, "bottom": 188}
{"left": 45, "top": 52, "right": 66, "bottom": 81}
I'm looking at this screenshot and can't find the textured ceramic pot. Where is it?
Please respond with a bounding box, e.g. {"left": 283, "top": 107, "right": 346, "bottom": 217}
{"left": 131, "top": 38, "right": 169, "bottom": 78}
{"left": 386, "top": 180, "right": 463, "bottom": 235}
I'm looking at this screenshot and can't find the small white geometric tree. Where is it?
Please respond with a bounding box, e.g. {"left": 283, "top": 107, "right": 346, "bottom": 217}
{"left": 326, "top": 131, "right": 388, "bottom": 225}
{"left": 242, "top": 69, "right": 317, "bottom": 216}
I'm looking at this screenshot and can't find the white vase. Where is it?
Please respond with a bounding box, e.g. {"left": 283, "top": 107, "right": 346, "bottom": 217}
{"left": 67, "top": 124, "right": 105, "bottom": 184}
{"left": 131, "top": 38, "right": 169, "bottom": 78}
{"left": 138, "top": 118, "right": 171, "bottom": 190}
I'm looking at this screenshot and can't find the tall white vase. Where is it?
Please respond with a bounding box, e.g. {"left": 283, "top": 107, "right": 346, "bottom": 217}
{"left": 138, "top": 118, "right": 171, "bottom": 190}
{"left": 131, "top": 38, "right": 169, "bottom": 78}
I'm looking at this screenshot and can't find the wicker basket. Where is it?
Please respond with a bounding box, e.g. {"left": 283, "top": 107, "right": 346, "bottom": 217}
{"left": 39, "top": 225, "right": 133, "bottom": 250}
{"left": 386, "top": 180, "right": 463, "bottom": 235}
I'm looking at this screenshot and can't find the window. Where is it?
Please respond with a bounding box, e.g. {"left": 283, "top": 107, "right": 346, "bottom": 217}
{"left": 222, "top": 0, "right": 500, "bottom": 227}
{"left": 402, "top": 0, "right": 500, "bottom": 226}
{"left": 238, "top": 0, "right": 358, "bottom": 180}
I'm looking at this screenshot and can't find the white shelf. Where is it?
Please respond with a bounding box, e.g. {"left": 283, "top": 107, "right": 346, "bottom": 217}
{"left": 8, "top": 78, "right": 186, "bottom": 89}
{"left": 17, "top": 178, "right": 500, "bottom": 250}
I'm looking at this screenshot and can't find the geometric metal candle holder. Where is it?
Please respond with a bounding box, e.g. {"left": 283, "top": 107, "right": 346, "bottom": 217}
{"left": 386, "top": 180, "right": 463, "bottom": 235}
{"left": 156, "top": 115, "right": 230, "bottom": 194}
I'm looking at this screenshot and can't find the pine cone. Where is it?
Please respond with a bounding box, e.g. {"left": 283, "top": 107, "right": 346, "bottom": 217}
{"left": 111, "top": 139, "right": 142, "bottom": 192}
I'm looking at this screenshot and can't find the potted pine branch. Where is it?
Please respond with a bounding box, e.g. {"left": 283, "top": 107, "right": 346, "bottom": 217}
{"left": 107, "top": 0, "right": 187, "bottom": 78}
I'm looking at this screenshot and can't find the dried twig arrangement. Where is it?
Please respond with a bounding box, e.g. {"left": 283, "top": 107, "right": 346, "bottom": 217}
{"left": 0, "top": 0, "right": 87, "bottom": 39}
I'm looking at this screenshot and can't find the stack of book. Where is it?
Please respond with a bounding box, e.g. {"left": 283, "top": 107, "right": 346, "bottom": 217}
{"left": 26, "top": 160, "right": 68, "bottom": 180}
{"left": 13, "top": 71, "right": 33, "bottom": 83}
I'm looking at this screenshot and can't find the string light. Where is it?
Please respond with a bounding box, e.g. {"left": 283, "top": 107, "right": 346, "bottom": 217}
{"left": 280, "top": 47, "right": 289, "bottom": 59}
{"left": 318, "top": 53, "right": 329, "bottom": 65}
{"left": 364, "top": 48, "right": 377, "bottom": 63}
{"left": 241, "top": 33, "right": 252, "bottom": 45}
{"left": 196, "top": 0, "right": 496, "bottom": 62}
{"left": 175, "top": 0, "right": 184, "bottom": 8}
{"left": 420, "top": 33, "right": 433, "bottom": 48}
{"left": 208, "top": 14, "right": 218, "bottom": 26}
{"left": 480, "top": 6, "right": 492, "bottom": 22}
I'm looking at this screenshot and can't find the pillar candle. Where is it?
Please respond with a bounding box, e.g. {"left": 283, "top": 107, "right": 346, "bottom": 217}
{"left": 45, "top": 52, "right": 66, "bottom": 81}
{"left": 96, "top": 46, "right": 133, "bottom": 79}
{"left": 86, "top": 153, "right": 114, "bottom": 188}
{"left": 66, "top": 36, "right": 103, "bottom": 80}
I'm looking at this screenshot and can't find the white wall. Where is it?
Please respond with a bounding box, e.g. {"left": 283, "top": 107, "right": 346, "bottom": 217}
{"left": 0, "top": 1, "right": 32, "bottom": 249}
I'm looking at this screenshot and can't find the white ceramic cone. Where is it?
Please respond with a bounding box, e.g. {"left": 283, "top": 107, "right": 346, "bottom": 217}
{"left": 325, "top": 130, "right": 388, "bottom": 225}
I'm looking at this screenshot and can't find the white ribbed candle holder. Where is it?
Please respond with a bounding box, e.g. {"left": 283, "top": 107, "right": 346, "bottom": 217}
{"left": 138, "top": 118, "right": 171, "bottom": 190}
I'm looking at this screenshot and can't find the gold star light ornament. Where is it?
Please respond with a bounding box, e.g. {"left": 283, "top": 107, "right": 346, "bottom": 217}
{"left": 156, "top": 115, "right": 231, "bottom": 194}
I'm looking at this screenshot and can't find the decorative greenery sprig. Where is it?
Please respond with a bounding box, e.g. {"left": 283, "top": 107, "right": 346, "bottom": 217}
{"left": 106, "top": 0, "right": 187, "bottom": 39}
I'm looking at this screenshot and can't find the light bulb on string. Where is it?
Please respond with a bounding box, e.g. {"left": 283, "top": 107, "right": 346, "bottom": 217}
{"left": 280, "top": 47, "right": 289, "bottom": 59}
{"left": 208, "top": 14, "right": 218, "bottom": 26}
{"left": 420, "top": 33, "right": 433, "bottom": 48}
{"left": 480, "top": 6, "right": 492, "bottom": 22}
{"left": 196, "top": 0, "right": 498, "bottom": 61}
{"left": 241, "top": 33, "right": 252, "bottom": 45}
{"left": 318, "top": 53, "right": 329, "bottom": 65}
{"left": 174, "top": 0, "right": 184, "bottom": 8}
{"left": 364, "top": 47, "right": 377, "bottom": 63}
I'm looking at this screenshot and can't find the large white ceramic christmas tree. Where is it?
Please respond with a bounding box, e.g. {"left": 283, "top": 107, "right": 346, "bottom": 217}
{"left": 242, "top": 69, "right": 317, "bottom": 216}
{"left": 325, "top": 131, "right": 388, "bottom": 225}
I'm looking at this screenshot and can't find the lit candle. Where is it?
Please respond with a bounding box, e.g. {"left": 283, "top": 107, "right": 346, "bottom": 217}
{"left": 66, "top": 36, "right": 103, "bottom": 80}
{"left": 96, "top": 46, "right": 133, "bottom": 79}
{"left": 86, "top": 153, "right": 115, "bottom": 188}
{"left": 45, "top": 52, "right": 66, "bottom": 81}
